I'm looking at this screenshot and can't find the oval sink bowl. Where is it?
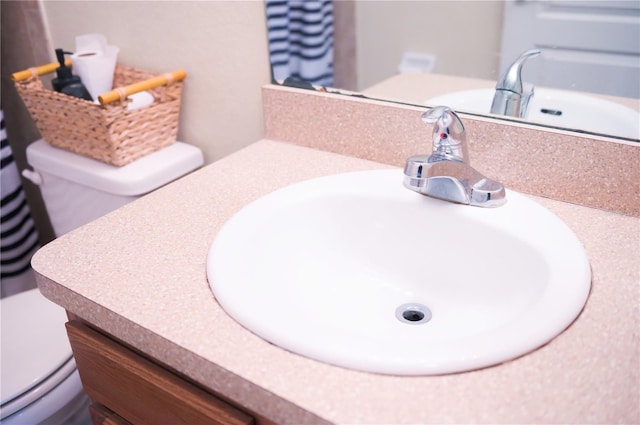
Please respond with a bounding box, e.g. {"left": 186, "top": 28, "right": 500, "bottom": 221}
{"left": 427, "top": 88, "right": 640, "bottom": 140}
{"left": 207, "top": 170, "right": 591, "bottom": 375}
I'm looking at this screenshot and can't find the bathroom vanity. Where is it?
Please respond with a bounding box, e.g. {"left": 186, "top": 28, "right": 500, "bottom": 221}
{"left": 64, "top": 321, "right": 254, "bottom": 425}
{"left": 32, "top": 86, "right": 639, "bottom": 424}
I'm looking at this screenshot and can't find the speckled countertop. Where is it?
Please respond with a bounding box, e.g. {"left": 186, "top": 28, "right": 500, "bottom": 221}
{"left": 33, "top": 139, "right": 638, "bottom": 424}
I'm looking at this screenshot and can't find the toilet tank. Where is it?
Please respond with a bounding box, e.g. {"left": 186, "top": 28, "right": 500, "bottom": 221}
{"left": 24, "top": 140, "right": 204, "bottom": 236}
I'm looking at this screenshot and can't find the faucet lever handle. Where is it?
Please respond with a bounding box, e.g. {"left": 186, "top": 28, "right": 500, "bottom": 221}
{"left": 421, "top": 106, "right": 468, "bottom": 162}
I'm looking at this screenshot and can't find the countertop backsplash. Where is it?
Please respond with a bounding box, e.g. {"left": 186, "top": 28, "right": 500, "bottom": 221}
{"left": 263, "top": 84, "right": 640, "bottom": 216}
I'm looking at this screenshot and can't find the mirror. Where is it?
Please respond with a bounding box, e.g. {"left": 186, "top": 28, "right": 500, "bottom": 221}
{"left": 266, "top": 0, "right": 639, "bottom": 141}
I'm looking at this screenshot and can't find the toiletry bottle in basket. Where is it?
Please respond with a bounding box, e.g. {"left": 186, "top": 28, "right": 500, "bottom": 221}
{"left": 51, "top": 48, "right": 93, "bottom": 101}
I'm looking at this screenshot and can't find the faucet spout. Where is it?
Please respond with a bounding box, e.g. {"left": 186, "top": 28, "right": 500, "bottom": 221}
{"left": 403, "top": 106, "right": 506, "bottom": 207}
{"left": 491, "top": 49, "right": 541, "bottom": 118}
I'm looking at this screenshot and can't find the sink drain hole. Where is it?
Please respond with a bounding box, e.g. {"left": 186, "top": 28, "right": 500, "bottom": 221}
{"left": 396, "top": 303, "right": 432, "bottom": 325}
{"left": 403, "top": 310, "right": 425, "bottom": 322}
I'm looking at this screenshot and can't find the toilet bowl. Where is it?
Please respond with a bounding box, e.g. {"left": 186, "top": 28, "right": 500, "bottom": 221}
{"left": 0, "top": 289, "right": 89, "bottom": 425}
{"left": 1, "top": 140, "right": 204, "bottom": 423}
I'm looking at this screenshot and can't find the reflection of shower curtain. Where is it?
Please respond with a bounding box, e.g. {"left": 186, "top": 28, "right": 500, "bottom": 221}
{"left": 265, "top": 0, "right": 334, "bottom": 86}
{"left": 1, "top": 109, "right": 40, "bottom": 296}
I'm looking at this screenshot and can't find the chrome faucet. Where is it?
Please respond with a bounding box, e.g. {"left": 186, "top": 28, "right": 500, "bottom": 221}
{"left": 403, "top": 106, "right": 506, "bottom": 207}
{"left": 491, "top": 49, "right": 541, "bottom": 118}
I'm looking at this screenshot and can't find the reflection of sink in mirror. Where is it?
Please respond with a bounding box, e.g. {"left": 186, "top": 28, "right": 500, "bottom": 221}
{"left": 207, "top": 170, "right": 591, "bottom": 375}
{"left": 427, "top": 88, "right": 640, "bottom": 140}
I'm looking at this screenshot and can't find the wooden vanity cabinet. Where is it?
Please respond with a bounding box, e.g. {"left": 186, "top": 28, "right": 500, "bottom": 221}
{"left": 65, "top": 321, "right": 256, "bottom": 425}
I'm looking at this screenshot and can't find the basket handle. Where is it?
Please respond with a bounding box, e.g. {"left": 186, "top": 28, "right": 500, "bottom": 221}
{"left": 98, "top": 70, "right": 186, "bottom": 105}
{"left": 12, "top": 59, "right": 73, "bottom": 81}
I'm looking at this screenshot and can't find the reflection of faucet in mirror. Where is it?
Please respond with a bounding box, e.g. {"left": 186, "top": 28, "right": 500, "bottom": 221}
{"left": 403, "top": 106, "right": 506, "bottom": 207}
{"left": 264, "top": 1, "right": 640, "bottom": 141}
{"left": 491, "top": 49, "right": 541, "bottom": 119}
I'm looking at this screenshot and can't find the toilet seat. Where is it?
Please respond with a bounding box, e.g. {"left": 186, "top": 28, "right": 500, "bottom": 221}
{"left": 0, "top": 289, "right": 80, "bottom": 420}
{"left": 0, "top": 357, "right": 77, "bottom": 420}
{"left": 1, "top": 363, "right": 89, "bottom": 425}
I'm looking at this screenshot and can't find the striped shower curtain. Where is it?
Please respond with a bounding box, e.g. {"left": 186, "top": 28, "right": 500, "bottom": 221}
{"left": 265, "top": 0, "right": 334, "bottom": 87}
{"left": 1, "top": 109, "right": 40, "bottom": 297}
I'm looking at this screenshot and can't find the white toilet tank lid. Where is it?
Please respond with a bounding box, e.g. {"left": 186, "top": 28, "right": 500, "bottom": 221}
{"left": 26, "top": 140, "right": 204, "bottom": 196}
{"left": 0, "top": 289, "right": 72, "bottom": 406}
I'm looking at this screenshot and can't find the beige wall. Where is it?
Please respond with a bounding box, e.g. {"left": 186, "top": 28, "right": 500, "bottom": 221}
{"left": 355, "top": 1, "right": 504, "bottom": 91}
{"left": 40, "top": 0, "right": 272, "bottom": 164}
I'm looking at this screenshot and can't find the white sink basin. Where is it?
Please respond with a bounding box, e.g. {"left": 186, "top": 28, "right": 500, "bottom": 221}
{"left": 427, "top": 88, "right": 640, "bottom": 140}
{"left": 207, "top": 170, "right": 591, "bottom": 375}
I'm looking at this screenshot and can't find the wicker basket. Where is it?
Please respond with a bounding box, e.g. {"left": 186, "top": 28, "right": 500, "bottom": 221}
{"left": 14, "top": 65, "right": 184, "bottom": 166}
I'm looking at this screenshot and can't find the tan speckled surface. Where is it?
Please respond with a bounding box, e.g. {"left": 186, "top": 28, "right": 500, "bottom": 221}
{"left": 33, "top": 88, "right": 639, "bottom": 424}
{"left": 264, "top": 85, "right": 640, "bottom": 216}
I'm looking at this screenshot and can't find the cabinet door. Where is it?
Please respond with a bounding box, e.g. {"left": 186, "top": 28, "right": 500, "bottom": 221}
{"left": 66, "top": 321, "right": 254, "bottom": 425}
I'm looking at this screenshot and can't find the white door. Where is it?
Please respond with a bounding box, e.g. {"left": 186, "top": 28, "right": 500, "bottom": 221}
{"left": 500, "top": 0, "right": 640, "bottom": 99}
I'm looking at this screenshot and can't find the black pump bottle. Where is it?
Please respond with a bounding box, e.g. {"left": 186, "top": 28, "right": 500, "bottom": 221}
{"left": 51, "top": 49, "right": 93, "bottom": 101}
